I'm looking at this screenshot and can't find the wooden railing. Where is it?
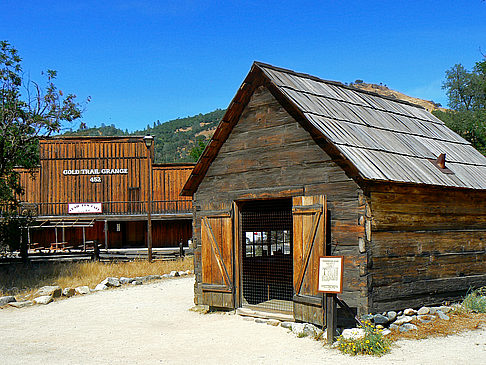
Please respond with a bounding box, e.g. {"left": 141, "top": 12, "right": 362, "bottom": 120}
{"left": 14, "top": 200, "right": 193, "bottom": 217}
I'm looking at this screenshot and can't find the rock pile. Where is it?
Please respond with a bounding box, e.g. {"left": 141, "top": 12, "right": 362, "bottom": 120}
{"left": 0, "top": 269, "right": 192, "bottom": 309}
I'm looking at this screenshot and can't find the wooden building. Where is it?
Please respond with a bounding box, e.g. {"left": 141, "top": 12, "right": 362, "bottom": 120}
{"left": 18, "top": 136, "right": 193, "bottom": 249}
{"left": 182, "top": 62, "right": 486, "bottom": 325}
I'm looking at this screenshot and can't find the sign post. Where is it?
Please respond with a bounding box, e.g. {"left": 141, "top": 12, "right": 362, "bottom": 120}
{"left": 318, "top": 256, "right": 344, "bottom": 344}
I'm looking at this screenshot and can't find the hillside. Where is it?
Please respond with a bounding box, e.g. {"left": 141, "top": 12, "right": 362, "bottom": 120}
{"left": 64, "top": 109, "right": 225, "bottom": 163}
{"left": 349, "top": 81, "right": 445, "bottom": 112}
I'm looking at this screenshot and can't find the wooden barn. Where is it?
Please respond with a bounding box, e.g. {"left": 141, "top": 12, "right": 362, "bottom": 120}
{"left": 17, "top": 136, "right": 193, "bottom": 250}
{"left": 181, "top": 62, "right": 486, "bottom": 325}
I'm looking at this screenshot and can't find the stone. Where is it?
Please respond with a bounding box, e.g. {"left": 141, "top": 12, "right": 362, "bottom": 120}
{"left": 376, "top": 325, "right": 384, "bottom": 329}
{"left": 267, "top": 319, "right": 280, "bottom": 326}
{"left": 439, "top": 306, "right": 451, "bottom": 314}
{"left": 255, "top": 318, "right": 268, "bottom": 324}
{"left": 291, "top": 323, "right": 306, "bottom": 335}
{"left": 394, "top": 315, "right": 413, "bottom": 325}
{"left": 399, "top": 323, "right": 418, "bottom": 332}
{"left": 35, "top": 286, "right": 62, "bottom": 298}
{"left": 417, "top": 306, "right": 430, "bottom": 315}
{"left": 94, "top": 283, "right": 108, "bottom": 291}
{"left": 361, "top": 314, "right": 374, "bottom": 321}
{"left": 62, "top": 288, "right": 75, "bottom": 297}
{"left": 382, "top": 329, "right": 392, "bottom": 336}
{"left": 100, "top": 277, "right": 121, "bottom": 287}
{"left": 169, "top": 271, "right": 180, "bottom": 277}
{"left": 437, "top": 311, "right": 450, "bottom": 321}
{"left": 404, "top": 308, "right": 417, "bottom": 316}
{"left": 131, "top": 280, "right": 142, "bottom": 285}
{"left": 184, "top": 270, "right": 192, "bottom": 275}
{"left": 0, "top": 295, "right": 16, "bottom": 306}
{"left": 429, "top": 307, "right": 438, "bottom": 315}
{"left": 303, "top": 323, "right": 321, "bottom": 337}
{"left": 373, "top": 314, "right": 389, "bottom": 325}
{"left": 33, "top": 295, "right": 53, "bottom": 305}
{"left": 178, "top": 271, "right": 187, "bottom": 276}
{"left": 281, "top": 322, "right": 293, "bottom": 329}
{"left": 389, "top": 324, "right": 399, "bottom": 331}
{"left": 9, "top": 300, "right": 33, "bottom": 308}
{"left": 386, "top": 311, "right": 397, "bottom": 322}
{"left": 397, "top": 311, "right": 403, "bottom": 316}
{"left": 341, "top": 328, "right": 365, "bottom": 340}
{"left": 162, "top": 274, "right": 170, "bottom": 278}
{"left": 75, "top": 286, "right": 90, "bottom": 295}
{"left": 119, "top": 277, "right": 133, "bottom": 284}
{"left": 417, "top": 315, "right": 436, "bottom": 323}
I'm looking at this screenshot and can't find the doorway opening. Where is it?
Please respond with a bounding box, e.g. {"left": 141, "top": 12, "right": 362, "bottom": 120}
{"left": 240, "top": 199, "right": 293, "bottom": 313}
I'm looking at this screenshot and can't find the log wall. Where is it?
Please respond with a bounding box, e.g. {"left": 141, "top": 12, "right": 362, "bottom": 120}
{"left": 193, "top": 86, "right": 367, "bottom": 313}
{"left": 367, "top": 184, "right": 486, "bottom": 312}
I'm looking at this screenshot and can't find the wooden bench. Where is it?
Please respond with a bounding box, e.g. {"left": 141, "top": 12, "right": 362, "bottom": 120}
{"left": 49, "top": 242, "right": 72, "bottom": 252}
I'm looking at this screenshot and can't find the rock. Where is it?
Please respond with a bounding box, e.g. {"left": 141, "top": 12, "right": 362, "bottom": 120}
{"left": 418, "top": 306, "right": 430, "bottom": 315}
{"left": 341, "top": 328, "right": 365, "bottom": 340}
{"left": 291, "top": 323, "right": 306, "bottom": 335}
{"left": 397, "top": 311, "right": 403, "bottom": 316}
{"left": 303, "top": 323, "right": 321, "bottom": 337}
{"left": 35, "top": 286, "right": 62, "bottom": 298}
{"left": 119, "top": 277, "right": 133, "bottom": 284}
{"left": 75, "top": 286, "right": 90, "bottom": 295}
{"left": 373, "top": 314, "right": 389, "bottom": 325}
{"left": 437, "top": 311, "right": 450, "bottom": 321}
{"left": 0, "top": 296, "right": 16, "bottom": 306}
{"left": 281, "top": 322, "right": 293, "bottom": 329}
{"left": 9, "top": 300, "right": 33, "bottom": 308}
{"left": 439, "top": 306, "right": 451, "bottom": 314}
{"left": 376, "top": 325, "right": 384, "bottom": 329}
{"left": 131, "top": 280, "right": 142, "bottom": 285}
{"left": 361, "top": 314, "right": 374, "bottom": 321}
{"left": 417, "top": 315, "right": 436, "bottom": 323}
{"left": 100, "top": 277, "right": 120, "bottom": 287}
{"left": 162, "top": 274, "right": 170, "bottom": 278}
{"left": 184, "top": 270, "right": 192, "bottom": 275}
{"left": 169, "top": 271, "right": 180, "bottom": 277}
{"left": 429, "top": 307, "right": 438, "bottom": 315}
{"left": 144, "top": 275, "right": 162, "bottom": 281}
{"left": 94, "top": 283, "right": 108, "bottom": 291}
{"left": 382, "top": 329, "right": 392, "bottom": 336}
{"left": 179, "top": 271, "right": 187, "bottom": 276}
{"left": 255, "top": 318, "right": 268, "bottom": 324}
{"left": 386, "top": 311, "right": 397, "bottom": 322}
{"left": 33, "top": 295, "right": 53, "bottom": 305}
{"left": 394, "top": 315, "right": 413, "bottom": 325}
{"left": 62, "top": 288, "right": 75, "bottom": 297}
{"left": 389, "top": 324, "right": 399, "bottom": 331}
{"left": 267, "top": 319, "right": 280, "bottom": 326}
{"left": 399, "top": 323, "right": 418, "bottom": 332}
{"left": 404, "top": 308, "right": 417, "bottom": 316}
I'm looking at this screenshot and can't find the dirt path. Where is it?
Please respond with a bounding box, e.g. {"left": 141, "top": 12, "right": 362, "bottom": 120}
{"left": 1, "top": 277, "right": 485, "bottom": 364}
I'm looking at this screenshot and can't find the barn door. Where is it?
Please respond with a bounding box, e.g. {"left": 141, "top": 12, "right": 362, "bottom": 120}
{"left": 201, "top": 211, "right": 234, "bottom": 309}
{"left": 292, "top": 195, "right": 327, "bottom": 325}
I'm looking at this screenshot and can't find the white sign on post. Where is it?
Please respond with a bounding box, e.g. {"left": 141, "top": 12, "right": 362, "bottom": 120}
{"left": 68, "top": 203, "right": 102, "bottom": 214}
{"left": 317, "top": 256, "right": 344, "bottom": 293}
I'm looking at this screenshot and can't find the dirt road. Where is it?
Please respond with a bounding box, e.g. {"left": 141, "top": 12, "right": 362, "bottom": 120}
{"left": 1, "top": 277, "right": 485, "bottom": 364}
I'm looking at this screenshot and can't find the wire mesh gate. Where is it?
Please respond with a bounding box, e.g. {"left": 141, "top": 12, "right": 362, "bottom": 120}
{"left": 241, "top": 199, "right": 293, "bottom": 313}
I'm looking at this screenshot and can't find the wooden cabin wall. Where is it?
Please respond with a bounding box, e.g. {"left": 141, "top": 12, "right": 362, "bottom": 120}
{"left": 152, "top": 220, "right": 192, "bottom": 248}
{"left": 193, "top": 86, "right": 367, "bottom": 313}
{"left": 17, "top": 168, "right": 41, "bottom": 204}
{"left": 367, "top": 184, "right": 486, "bottom": 312}
{"left": 39, "top": 138, "right": 149, "bottom": 216}
{"left": 153, "top": 165, "right": 194, "bottom": 212}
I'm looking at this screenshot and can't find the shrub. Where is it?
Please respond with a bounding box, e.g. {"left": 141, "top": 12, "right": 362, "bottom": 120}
{"left": 337, "top": 321, "right": 392, "bottom": 356}
{"left": 462, "top": 287, "right": 486, "bottom": 313}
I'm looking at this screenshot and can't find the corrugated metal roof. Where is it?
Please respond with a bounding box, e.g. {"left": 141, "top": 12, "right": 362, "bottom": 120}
{"left": 259, "top": 63, "right": 486, "bottom": 190}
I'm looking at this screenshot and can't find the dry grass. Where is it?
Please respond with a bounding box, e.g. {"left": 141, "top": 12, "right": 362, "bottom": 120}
{"left": 388, "top": 312, "right": 486, "bottom": 341}
{"left": 0, "top": 257, "right": 193, "bottom": 299}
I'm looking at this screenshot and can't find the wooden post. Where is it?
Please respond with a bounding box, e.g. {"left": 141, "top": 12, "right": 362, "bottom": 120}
{"left": 104, "top": 220, "right": 108, "bottom": 250}
{"left": 82, "top": 227, "right": 86, "bottom": 252}
{"left": 146, "top": 142, "right": 153, "bottom": 262}
{"left": 326, "top": 293, "right": 337, "bottom": 344}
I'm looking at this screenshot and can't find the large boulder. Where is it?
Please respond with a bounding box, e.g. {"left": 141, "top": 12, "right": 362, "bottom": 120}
{"left": 33, "top": 296, "right": 53, "bottom": 305}
{"left": 35, "top": 286, "right": 62, "bottom": 298}
{"left": 0, "top": 296, "right": 16, "bottom": 306}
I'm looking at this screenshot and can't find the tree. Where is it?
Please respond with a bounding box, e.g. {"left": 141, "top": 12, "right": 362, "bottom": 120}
{"left": 434, "top": 56, "right": 486, "bottom": 155}
{"left": 189, "top": 138, "right": 208, "bottom": 161}
{"left": 0, "top": 41, "right": 85, "bottom": 254}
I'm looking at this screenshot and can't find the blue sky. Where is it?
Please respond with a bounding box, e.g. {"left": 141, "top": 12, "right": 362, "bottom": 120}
{"left": 2, "top": 1, "right": 485, "bottom": 132}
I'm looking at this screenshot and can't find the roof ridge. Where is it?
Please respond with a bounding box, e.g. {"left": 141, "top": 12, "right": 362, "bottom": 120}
{"left": 254, "top": 61, "right": 426, "bottom": 110}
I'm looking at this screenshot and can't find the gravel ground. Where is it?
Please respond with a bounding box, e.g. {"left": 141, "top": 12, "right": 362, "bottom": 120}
{"left": 1, "top": 276, "right": 485, "bottom": 365}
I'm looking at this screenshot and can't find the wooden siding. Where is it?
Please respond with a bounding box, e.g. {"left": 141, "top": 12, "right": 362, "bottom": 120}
{"left": 17, "top": 168, "right": 40, "bottom": 204}
{"left": 153, "top": 164, "right": 193, "bottom": 213}
{"left": 193, "top": 86, "right": 367, "bottom": 314}
{"left": 367, "top": 184, "right": 486, "bottom": 312}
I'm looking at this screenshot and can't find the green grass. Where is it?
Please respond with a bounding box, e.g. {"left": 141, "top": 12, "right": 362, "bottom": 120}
{"left": 336, "top": 320, "right": 392, "bottom": 356}
{"left": 461, "top": 287, "right": 486, "bottom": 313}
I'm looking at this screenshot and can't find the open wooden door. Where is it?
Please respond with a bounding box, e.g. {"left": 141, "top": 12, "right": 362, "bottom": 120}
{"left": 292, "top": 195, "right": 327, "bottom": 325}
{"left": 200, "top": 211, "right": 234, "bottom": 309}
